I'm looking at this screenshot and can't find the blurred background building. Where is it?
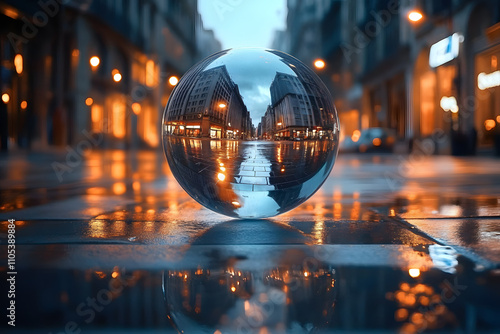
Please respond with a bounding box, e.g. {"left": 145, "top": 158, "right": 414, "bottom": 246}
{"left": 1, "top": 0, "right": 500, "bottom": 155}
{"left": 0, "top": 0, "right": 220, "bottom": 150}
{"left": 278, "top": 0, "right": 500, "bottom": 155}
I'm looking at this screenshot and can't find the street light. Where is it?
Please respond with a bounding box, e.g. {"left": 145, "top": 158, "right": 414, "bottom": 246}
{"left": 168, "top": 76, "right": 179, "bottom": 86}
{"left": 90, "top": 56, "right": 100, "bottom": 67}
{"left": 85, "top": 97, "right": 93, "bottom": 106}
{"left": 2, "top": 93, "right": 10, "bottom": 104}
{"left": 219, "top": 103, "right": 226, "bottom": 108}
{"left": 112, "top": 69, "right": 122, "bottom": 82}
{"left": 313, "top": 59, "right": 325, "bottom": 69}
{"left": 408, "top": 10, "right": 423, "bottom": 22}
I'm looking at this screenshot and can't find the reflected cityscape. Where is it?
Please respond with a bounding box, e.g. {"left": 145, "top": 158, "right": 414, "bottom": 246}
{"left": 163, "top": 48, "right": 339, "bottom": 218}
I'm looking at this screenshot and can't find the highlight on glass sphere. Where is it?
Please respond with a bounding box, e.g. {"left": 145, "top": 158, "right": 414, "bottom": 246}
{"left": 162, "top": 48, "right": 339, "bottom": 218}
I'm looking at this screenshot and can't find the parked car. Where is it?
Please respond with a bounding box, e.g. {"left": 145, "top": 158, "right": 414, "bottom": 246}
{"left": 340, "top": 128, "right": 396, "bottom": 153}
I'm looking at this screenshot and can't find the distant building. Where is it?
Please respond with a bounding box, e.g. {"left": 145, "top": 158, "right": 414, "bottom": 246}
{"left": 164, "top": 65, "right": 251, "bottom": 139}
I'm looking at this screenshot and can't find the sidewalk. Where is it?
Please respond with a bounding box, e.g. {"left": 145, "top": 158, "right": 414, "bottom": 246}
{"left": 0, "top": 150, "right": 499, "bottom": 332}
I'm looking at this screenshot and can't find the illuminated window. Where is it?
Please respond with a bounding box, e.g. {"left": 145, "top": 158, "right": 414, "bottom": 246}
{"left": 112, "top": 100, "right": 126, "bottom": 138}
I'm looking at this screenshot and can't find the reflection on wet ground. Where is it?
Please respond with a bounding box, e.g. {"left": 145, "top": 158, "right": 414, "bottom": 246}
{"left": 0, "top": 151, "right": 500, "bottom": 332}
{"left": 4, "top": 245, "right": 500, "bottom": 333}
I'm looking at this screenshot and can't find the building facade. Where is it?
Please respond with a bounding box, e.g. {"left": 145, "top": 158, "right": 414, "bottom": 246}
{"left": 0, "top": 0, "right": 220, "bottom": 150}
{"left": 285, "top": 0, "right": 500, "bottom": 155}
{"left": 164, "top": 64, "right": 252, "bottom": 139}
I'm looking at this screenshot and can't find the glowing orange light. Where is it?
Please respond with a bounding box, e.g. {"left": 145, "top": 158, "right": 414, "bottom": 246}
{"left": 14, "top": 54, "right": 23, "bottom": 74}
{"left": 217, "top": 173, "right": 225, "bottom": 181}
{"left": 408, "top": 11, "right": 423, "bottom": 22}
{"left": 131, "top": 102, "right": 141, "bottom": 115}
{"left": 485, "top": 119, "right": 496, "bottom": 131}
{"left": 219, "top": 103, "right": 226, "bottom": 108}
{"left": 372, "top": 137, "right": 382, "bottom": 146}
{"left": 112, "top": 69, "right": 122, "bottom": 82}
{"left": 146, "top": 60, "right": 155, "bottom": 87}
{"left": 351, "top": 130, "right": 361, "bottom": 142}
{"left": 230, "top": 286, "right": 236, "bottom": 292}
{"left": 408, "top": 268, "right": 420, "bottom": 278}
{"left": 20, "top": 101, "right": 27, "bottom": 109}
{"left": 277, "top": 122, "right": 282, "bottom": 126}
{"left": 90, "top": 56, "right": 100, "bottom": 67}
{"left": 111, "top": 271, "right": 119, "bottom": 278}
{"left": 2, "top": 93, "right": 10, "bottom": 104}
{"left": 85, "top": 97, "right": 93, "bottom": 106}
{"left": 497, "top": 115, "right": 500, "bottom": 123}
{"left": 304, "top": 271, "right": 310, "bottom": 277}
{"left": 232, "top": 201, "right": 240, "bottom": 207}
{"left": 113, "top": 182, "right": 126, "bottom": 195}
{"left": 2, "top": 8, "right": 19, "bottom": 20}
{"left": 314, "top": 59, "right": 325, "bottom": 69}
{"left": 168, "top": 76, "right": 179, "bottom": 86}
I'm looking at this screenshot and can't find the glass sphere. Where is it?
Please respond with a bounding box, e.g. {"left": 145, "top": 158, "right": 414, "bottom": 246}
{"left": 162, "top": 48, "right": 339, "bottom": 218}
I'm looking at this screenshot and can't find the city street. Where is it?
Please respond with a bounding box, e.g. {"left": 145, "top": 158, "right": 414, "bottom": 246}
{"left": 1, "top": 148, "right": 499, "bottom": 333}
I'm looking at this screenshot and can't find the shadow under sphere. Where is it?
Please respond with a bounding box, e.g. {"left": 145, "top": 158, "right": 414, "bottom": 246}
{"left": 162, "top": 48, "right": 339, "bottom": 218}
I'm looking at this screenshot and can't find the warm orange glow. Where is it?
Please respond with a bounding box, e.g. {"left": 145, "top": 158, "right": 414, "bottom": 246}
{"left": 372, "top": 137, "right": 382, "bottom": 146}
{"left": 2, "top": 8, "right": 19, "bottom": 20}
{"left": 492, "top": 55, "right": 498, "bottom": 69}
{"left": 72, "top": 49, "right": 79, "bottom": 57}
{"left": 112, "top": 100, "right": 126, "bottom": 138}
{"left": 304, "top": 271, "right": 310, "bottom": 277}
{"left": 112, "top": 182, "right": 126, "bottom": 195}
{"left": 168, "top": 76, "right": 179, "bottom": 86}
{"left": 91, "top": 105, "right": 103, "bottom": 127}
{"left": 395, "top": 308, "right": 409, "bottom": 321}
{"left": 408, "top": 268, "right": 420, "bottom": 278}
{"left": 232, "top": 201, "right": 240, "bottom": 207}
{"left": 111, "top": 271, "right": 119, "bottom": 278}
{"left": 20, "top": 101, "right": 27, "bottom": 109}
{"left": 113, "top": 70, "right": 122, "bottom": 82}
{"left": 90, "top": 56, "right": 100, "bottom": 67}
{"left": 131, "top": 102, "right": 141, "bottom": 115}
{"left": 218, "top": 103, "right": 226, "bottom": 108}
{"left": 408, "top": 11, "right": 423, "bottom": 22}
{"left": 220, "top": 166, "right": 226, "bottom": 171}
{"left": 314, "top": 59, "right": 325, "bottom": 69}
{"left": 85, "top": 97, "right": 93, "bottom": 106}
{"left": 485, "top": 119, "right": 496, "bottom": 131}
{"left": 217, "top": 173, "right": 225, "bottom": 181}
{"left": 230, "top": 286, "right": 236, "bottom": 292}
{"left": 351, "top": 129, "right": 360, "bottom": 142}
{"left": 14, "top": 54, "right": 23, "bottom": 74}
{"left": 496, "top": 115, "right": 500, "bottom": 123}
{"left": 277, "top": 122, "right": 282, "bottom": 126}
{"left": 146, "top": 60, "right": 155, "bottom": 86}
{"left": 2, "top": 93, "right": 10, "bottom": 104}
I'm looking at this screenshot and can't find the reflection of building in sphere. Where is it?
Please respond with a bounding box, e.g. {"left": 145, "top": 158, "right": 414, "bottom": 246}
{"left": 162, "top": 48, "right": 339, "bottom": 218}
{"left": 165, "top": 64, "right": 252, "bottom": 139}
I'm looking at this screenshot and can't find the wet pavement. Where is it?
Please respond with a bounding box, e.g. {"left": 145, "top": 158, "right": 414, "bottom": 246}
{"left": 0, "top": 149, "right": 499, "bottom": 333}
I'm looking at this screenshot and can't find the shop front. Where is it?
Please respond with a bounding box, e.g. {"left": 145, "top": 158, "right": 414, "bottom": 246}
{"left": 475, "top": 45, "right": 500, "bottom": 152}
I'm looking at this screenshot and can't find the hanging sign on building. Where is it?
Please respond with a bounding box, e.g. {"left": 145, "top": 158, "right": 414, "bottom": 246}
{"left": 429, "top": 33, "right": 462, "bottom": 68}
